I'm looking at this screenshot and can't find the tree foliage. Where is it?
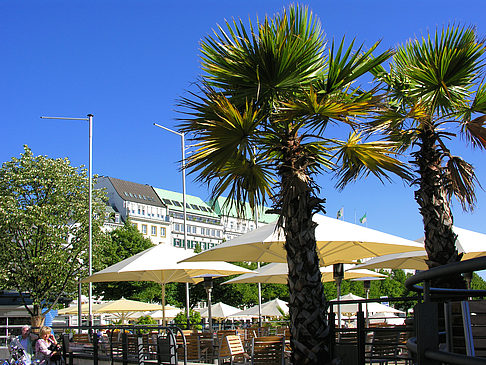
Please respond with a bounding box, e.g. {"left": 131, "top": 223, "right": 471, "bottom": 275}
{"left": 0, "top": 146, "right": 106, "bottom": 321}
{"left": 178, "top": 5, "right": 409, "bottom": 363}
{"left": 369, "top": 26, "right": 486, "bottom": 287}
{"left": 93, "top": 220, "right": 162, "bottom": 302}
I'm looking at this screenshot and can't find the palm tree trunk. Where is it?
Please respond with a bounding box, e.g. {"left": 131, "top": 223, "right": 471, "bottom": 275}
{"left": 277, "top": 135, "right": 331, "bottom": 364}
{"left": 413, "top": 126, "right": 465, "bottom": 289}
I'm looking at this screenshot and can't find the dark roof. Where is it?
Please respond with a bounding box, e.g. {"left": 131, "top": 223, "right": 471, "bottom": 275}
{"left": 106, "top": 177, "right": 165, "bottom": 207}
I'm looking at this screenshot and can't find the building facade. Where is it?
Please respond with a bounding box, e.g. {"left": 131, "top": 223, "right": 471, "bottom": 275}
{"left": 96, "top": 176, "right": 171, "bottom": 245}
{"left": 153, "top": 188, "right": 223, "bottom": 250}
{"left": 210, "top": 196, "right": 278, "bottom": 241}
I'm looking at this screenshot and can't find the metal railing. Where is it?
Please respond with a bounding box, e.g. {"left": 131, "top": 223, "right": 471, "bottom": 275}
{"left": 405, "top": 256, "right": 486, "bottom": 365}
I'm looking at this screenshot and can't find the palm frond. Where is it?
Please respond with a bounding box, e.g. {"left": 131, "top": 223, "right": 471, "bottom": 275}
{"left": 323, "top": 37, "right": 393, "bottom": 94}
{"left": 461, "top": 114, "right": 486, "bottom": 149}
{"left": 394, "top": 25, "right": 485, "bottom": 114}
{"left": 208, "top": 156, "right": 275, "bottom": 218}
{"left": 278, "top": 85, "right": 381, "bottom": 131}
{"left": 200, "top": 5, "right": 325, "bottom": 107}
{"left": 332, "top": 132, "right": 412, "bottom": 190}
{"left": 445, "top": 156, "right": 480, "bottom": 211}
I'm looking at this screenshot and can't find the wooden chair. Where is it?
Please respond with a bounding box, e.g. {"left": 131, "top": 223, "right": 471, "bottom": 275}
{"left": 72, "top": 333, "right": 90, "bottom": 343}
{"left": 219, "top": 335, "right": 250, "bottom": 364}
{"left": 176, "top": 333, "right": 201, "bottom": 362}
{"left": 250, "top": 336, "right": 285, "bottom": 365}
{"left": 366, "top": 329, "right": 401, "bottom": 364}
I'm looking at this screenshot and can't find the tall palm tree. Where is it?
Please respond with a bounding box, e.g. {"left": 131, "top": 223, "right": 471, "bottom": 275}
{"left": 179, "top": 6, "right": 410, "bottom": 364}
{"left": 369, "top": 26, "right": 486, "bottom": 288}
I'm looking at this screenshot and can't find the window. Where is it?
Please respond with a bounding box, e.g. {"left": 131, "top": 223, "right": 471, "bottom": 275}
{"left": 115, "top": 214, "right": 120, "bottom": 224}
{"left": 211, "top": 229, "right": 215, "bottom": 237}
{"left": 160, "top": 227, "right": 166, "bottom": 237}
{"left": 151, "top": 226, "right": 157, "bottom": 236}
{"left": 142, "top": 209, "right": 145, "bottom": 215}
{"left": 141, "top": 224, "right": 147, "bottom": 234}
{"left": 172, "top": 201, "right": 182, "bottom": 207}
{"left": 138, "top": 208, "right": 141, "bottom": 214}
{"left": 163, "top": 198, "right": 172, "bottom": 205}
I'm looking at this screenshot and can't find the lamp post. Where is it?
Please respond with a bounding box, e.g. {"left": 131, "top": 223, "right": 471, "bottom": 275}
{"left": 203, "top": 276, "right": 214, "bottom": 334}
{"left": 153, "top": 123, "right": 191, "bottom": 326}
{"left": 333, "top": 263, "right": 344, "bottom": 330}
{"left": 41, "top": 114, "right": 94, "bottom": 327}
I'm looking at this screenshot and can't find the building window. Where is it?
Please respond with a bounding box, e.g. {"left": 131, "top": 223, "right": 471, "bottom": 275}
{"left": 160, "top": 227, "right": 166, "bottom": 237}
{"left": 151, "top": 226, "right": 157, "bottom": 236}
{"left": 138, "top": 208, "right": 141, "bottom": 214}
{"left": 142, "top": 224, "right": 147, "bottom": 234}
{"left": 115, "top": 214, "right": 120, "bottom": 223}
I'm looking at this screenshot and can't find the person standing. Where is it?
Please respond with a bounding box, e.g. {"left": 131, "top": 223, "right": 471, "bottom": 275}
{"left": 16, "top": 325, "right": 35, "bottom": 364}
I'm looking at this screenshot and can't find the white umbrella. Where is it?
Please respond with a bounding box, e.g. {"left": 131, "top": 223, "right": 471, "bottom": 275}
{"left": 354, "top": 226, "right": 486, "bottom": 271}
{"left": 198, "top": 302, "right": 240, "bottom": 320}
{"left": 231, "top": 299, "right": 289, "bottom": 318}
{"left": 331, "top": 293, "right": 404, "bottom": 315}
{"left": 181, "top": 214, "right": 424, "bottom": 266}
{"left": 369, "top": 312, "right": 405, "bottom": 326}
{"left": 130, "top": 307, "right": 183, "bottom": 321}
{"left": 83, "top": 244, "right": 252, "bottom": 325}
{"left": 59, "top": 299, "right": 163, "bottom": 323}
{"left": 222, "top": 263, "right": 386, "bottom": 285}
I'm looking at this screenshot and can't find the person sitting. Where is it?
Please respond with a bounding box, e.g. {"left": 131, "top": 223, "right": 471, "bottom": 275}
{"left": 16, "top": 325, "right": 36, "bottom": 364}
{"left": 34, "top": 326, "right": 60, "bottom": 364}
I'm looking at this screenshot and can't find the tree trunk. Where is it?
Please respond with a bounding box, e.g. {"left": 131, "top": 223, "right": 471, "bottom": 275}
{"left": 413, "top": 126, "right": 465, "bottom": 289}
{"left": 31, "top": 315, "right": 45, "bottom": 333}
{"left": 277, "top": 134, "right": 331, "bottom": 364}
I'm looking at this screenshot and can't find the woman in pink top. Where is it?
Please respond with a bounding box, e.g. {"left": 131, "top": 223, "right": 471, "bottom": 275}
{"left": 34, "top": 326, "right": 59, "bottom": 365}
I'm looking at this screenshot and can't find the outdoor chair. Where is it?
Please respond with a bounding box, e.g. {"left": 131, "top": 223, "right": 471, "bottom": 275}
{"left": 366, "top": 329, "right": 401, "bottom": 365}
{"left": 250, "top": 336, "right": 285, "bottom": 365}
{"left": 176, "top": 333, "right": 201, "bottom": 362}
{"left": 219, "top": 335, "right": 250, "bottom": 364}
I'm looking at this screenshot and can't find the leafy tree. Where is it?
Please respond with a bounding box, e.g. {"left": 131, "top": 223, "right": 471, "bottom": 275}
{"left": 93, "top": 220, "right": 162, "bottom": 302}
{"left": 174, "top": 309, "right": 202, "bottom": 330}
{"left": 370, "top": 26, "right": 486, "bottom": 288}
{"left": 0, "top": 146, "right": 106, "bottom": 327}
{"left": 178, "top": 5, "right": 409, "bottom": 363}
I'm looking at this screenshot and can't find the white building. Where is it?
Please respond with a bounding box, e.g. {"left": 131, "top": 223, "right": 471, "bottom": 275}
{"left": 96, "top": 176, "right": 171, "bottom": 245}
{"left": 153, "top": 188, "right": 223, "bottom": 250}
{"left": 210, "top": 196, "right": 278, "bottom": 241}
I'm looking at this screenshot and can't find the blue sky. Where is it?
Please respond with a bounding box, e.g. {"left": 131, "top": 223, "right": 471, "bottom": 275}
{"left": 1, "top": 0, "right": 485, "bottom": 244}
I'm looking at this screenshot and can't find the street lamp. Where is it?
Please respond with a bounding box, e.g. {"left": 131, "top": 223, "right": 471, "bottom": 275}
{"left": 333, "top": 263, "right": 344, "bottom": 329}
{"left": 40, "top": 114, "right": 94, "bottom": 327}
{"left": 153, "top": 123, "right": 191, "bottom": 326}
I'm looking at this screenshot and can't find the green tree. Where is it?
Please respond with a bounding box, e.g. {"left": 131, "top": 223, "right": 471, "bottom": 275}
{"left": 178, "top": 6, "right": 409, "bottom": 363}
{"left": 0, "top": 146, "right": 106, "bottom": 327}
{"left": 93, "top": 220, "right": 162, "bottom": 302}
{"left": 370, "top": 26, "right": 486, "bottom": 288}
{"left": 174, "top": 309, "right": 202, "bottom": 330}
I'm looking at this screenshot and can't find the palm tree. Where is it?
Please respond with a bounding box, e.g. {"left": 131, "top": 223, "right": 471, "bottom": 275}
{"left": 178, "top": 6, "right": 410, "bottom": 363}
{"left": 369, "top": 26, "right": 486, "bottom": 288}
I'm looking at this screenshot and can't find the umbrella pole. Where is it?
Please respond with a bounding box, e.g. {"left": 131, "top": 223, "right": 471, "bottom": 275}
{"left": 78, "top": 280, "right": 82, "bottom": 334}
{"left": 162, "top": 284, "right": 167, "bottom": 327}
{"left": 257, "top": 263, "right": 262, "bottom": 328}
{"left": 186, "top": 283, "right": 190, "bottom": 329}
